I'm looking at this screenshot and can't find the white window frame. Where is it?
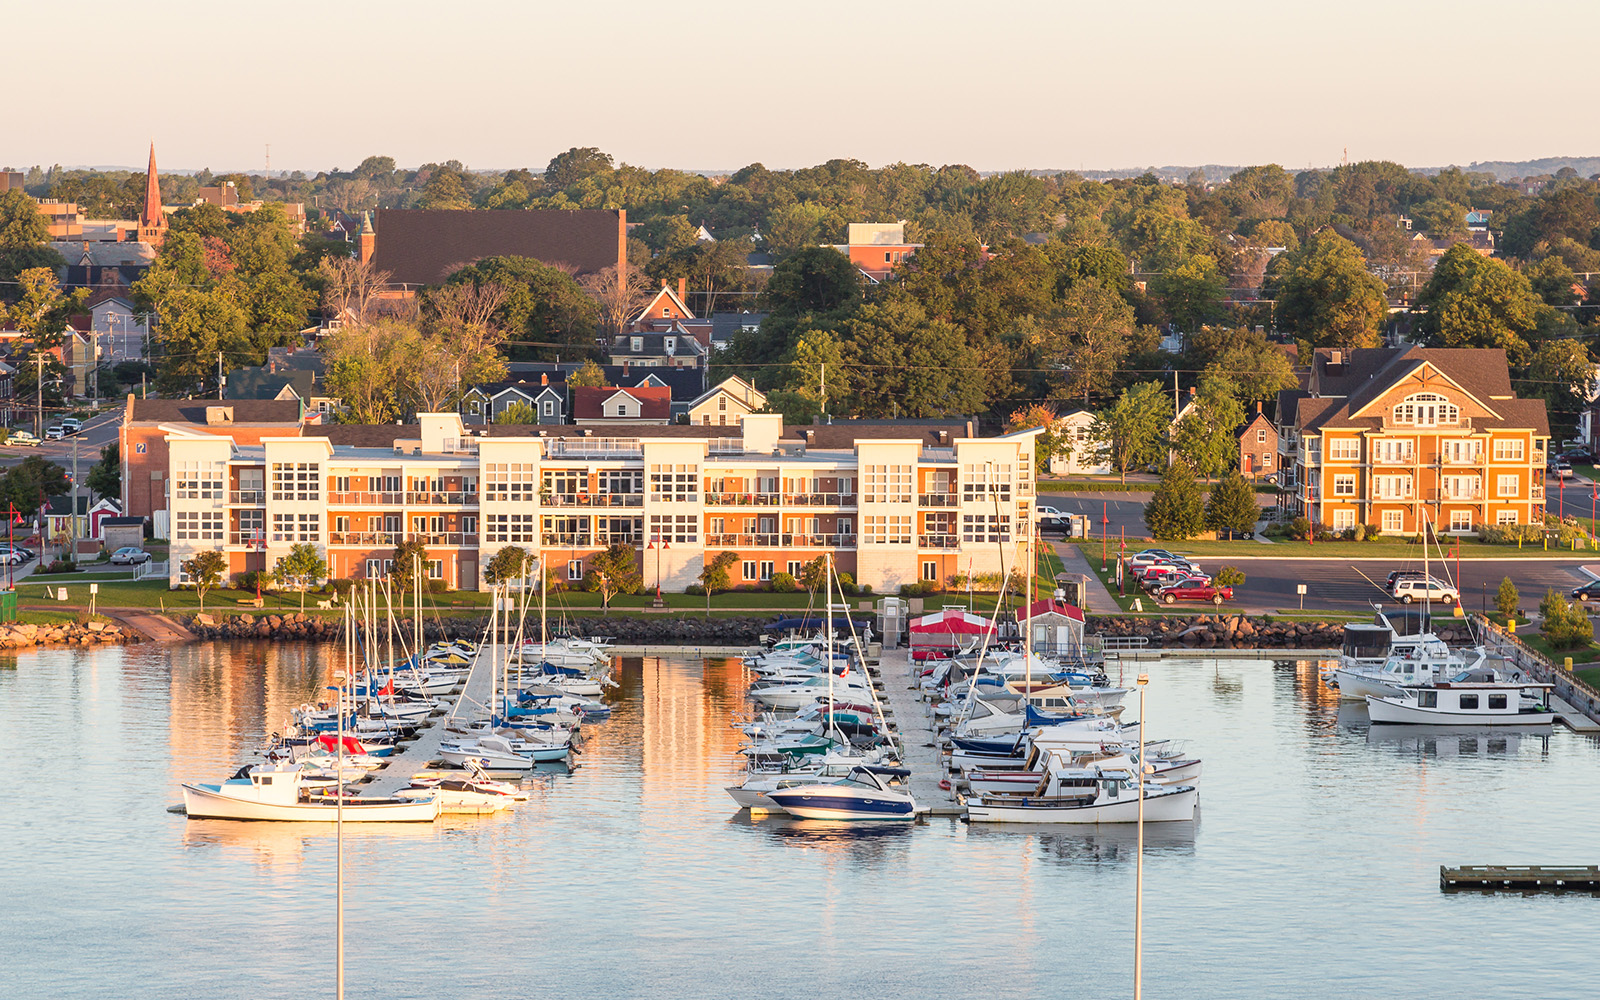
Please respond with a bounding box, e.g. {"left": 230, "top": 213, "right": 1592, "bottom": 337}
{"left": 1497, "top": 474, "right": 1519, "bottom": 497}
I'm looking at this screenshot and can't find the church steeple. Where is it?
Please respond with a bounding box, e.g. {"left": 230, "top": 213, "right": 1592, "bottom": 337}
{"left": 137, "top": 141, "right": 166, "bottom": 248}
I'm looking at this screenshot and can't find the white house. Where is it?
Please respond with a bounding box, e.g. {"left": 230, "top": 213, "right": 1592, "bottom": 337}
{"left": 89, "top": 295, "right": 150, "bottom": 362}
{"left": 1048, "top": 410, "right": 1111, "bottom": 476}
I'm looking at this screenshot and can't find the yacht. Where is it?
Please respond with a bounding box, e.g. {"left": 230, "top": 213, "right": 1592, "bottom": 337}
{"left": 965, "top": 756, "right": 1198, "bottom": 824}
{"left": 765, "top": 766, "right": 917, "bottom": 821}
{"left": 1365, "top": 668, "right": 1555, "bottom": 727}
{"left": 1330, "top": 608, "right": 1487, "bottom": 700}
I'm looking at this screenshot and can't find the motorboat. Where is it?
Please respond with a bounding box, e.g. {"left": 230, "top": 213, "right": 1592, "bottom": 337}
{"left": 1365, "top": 668, "right": 1555, "bottom": 727}
{"left": 398, "top": 763, "right": 524, "bottom": 814}
{"left": 180, "top": 764, "right": 440, "bottom": 822}
{"left": 1329, "top": 608, "right": 1488, "bottom": 700}
{"left": 726, "top": 752, "right": 891, "bottom": 812}
{"left": 966, "top": 743, "right": 1202, "bottom": 795}
{"left": 765, "top": 766, "right": 917, "bottom": 821}
{"left": 439, "top": 733, "right": 571, "bottom": 769}
{"left": 965, "top": 757, "right": 1198, "bottom": 824}
{"left": 749, "top": 672, "right": 876, "bottom": 710}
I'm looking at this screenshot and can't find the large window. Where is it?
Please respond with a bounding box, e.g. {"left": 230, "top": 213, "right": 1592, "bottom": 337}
{"left": 1496, "top": 510, "right": 1519, "bottom": 525}
{"left": 175, "top": 511, "right": 223, "bottom": 541}
{"left": 1374, "top": 475, "right": 1412, "bottom": 500}
{"left": 961, "top": 463, "right": 1012, "bottom": 503}
{"left": 271, "top": 462, "right": 319, "bottom": 501}
{"left": 1497, "top": 474, "right": 1519, "bottom": 497}
{"left": 1492, "top": 439, "right": 1525, "bottom": 461}
{"left": 1333, "top": 475, "right": 1356, "bottom": 497}
{"left": 485, "top": 513, "right": 535, "bottom": 542}
{"left": 649, "top": 464, "right": 698, "bottom": 502}
{"left": 1393, "top": 393, "right": 1459, "bottom": 428}
{"left": 1381, "top": 511, "right": 1404, "bottom": 532}
{"left": 175, "top": 460, "right": 224, "bottom": 500}
{"left": 272, "top": 513, "right": 318, "bottom": 542}
{"left": 961, "top": 513, "right": 1011, "bottom": 543}
{"left": 649, "top": 513, "right": 697, "bottom": 543}
{"left": 1332, "top": 509, "right": 1356, "bottom": 530}
{"left": 1372, "top": 439, "right": 1414, "bottom": 464}
{"left": 484, "top": 463, "right": 536, "bottom": 502}
{"left": 1328, "top": 439, "right": 1360, "bottom": 461}
{"left": 864, "top": 464, "right": 913, "bottom": 503}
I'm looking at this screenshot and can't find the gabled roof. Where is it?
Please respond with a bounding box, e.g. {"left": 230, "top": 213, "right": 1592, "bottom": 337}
{"left": 47, "top": 242, "right": 157, "bottom": 267}
{"left": 1236, "top": 411, "right": 1276, "bottom": 440}
{"left": 46, "top": 494, "right": 118, "bottom": 517}
{"left": 128, "top": 399, "right": 302, "bottom": 424}
{"left": 571, "top": 385, "right": 672, "bottom": 421}
{"left": 1297, "top": 347, "right": 1547, "bottom": 437}
{"left": 226, "top": 367, "right": 317, "bottom": 402}
{"left": 369, "top": 208, "right": 624, "bottom": 286}
{"left": 709, "top": 311, "right": 767, "bottom": 342}
{"left": 689, "top": 376, "right": 766, "bottom": 411}
{"left": 631, "top": 284, "right": 695, "bottom": 324}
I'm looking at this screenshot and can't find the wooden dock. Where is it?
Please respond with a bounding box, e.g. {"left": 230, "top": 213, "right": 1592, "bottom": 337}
{"left": 1440, "top": 865, "right": 1600, "bottom": 892}
{"left": 359, "top": 645, "right": 500, "bottom": 798}
{"left": 875, "top": 649, "right": 963, "bottom": 817}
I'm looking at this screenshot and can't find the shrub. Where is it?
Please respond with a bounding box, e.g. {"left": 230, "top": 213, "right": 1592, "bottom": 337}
{"left": 836, "top": 572, "right": 858, "bottom": 596}
{"left": 684, "top": 583, "right": 706, "bottom": 596}
{"left": 329, "top": 578, "right": 356, "bottom": 597}
{"left": 1215, "top": 566, "right": 1246, "bottom": 587}
{"left": 899, "top": 580, "right": 943, "bottom": 597}
{"left": 769, "top": 572, "right": 798, "bottom": 593}
{"left": 859, "top": 584, "right": 873, "bottom": 596}
{"left": 44, "top": 559, "right": 78, "bottom": 574}
{"left": 1363, "top": 523, "right": 1382, "bottom": 541}
{"left": 1289, "top": 517, "right": 1310, "bottom": 540}
{"left": 235, "top": 570, "right": 273, "bottom": 593}
{"left": 426, "top": 579, "right": 449, "bottom": 594}
{"left": 1540, "top": 588, "right": 1595, "bottom": 649}
{"left": 1496, "top": 577, "right": 1519, "bottom": 619}
{"left": 1351, "top": 524, "right": 1366, "bottom": 542}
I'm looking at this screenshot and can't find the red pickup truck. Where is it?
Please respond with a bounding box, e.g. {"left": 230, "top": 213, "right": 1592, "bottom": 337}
{"left": 1157, "top": 576, "right": 1234, "bottom": 605}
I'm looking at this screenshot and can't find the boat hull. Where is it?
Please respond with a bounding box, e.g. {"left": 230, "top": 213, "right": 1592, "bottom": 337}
{"left": 1364, "top": 697, "right": 1555, "bottom": 727}
{"left": 180, "top": 784, "right": 440, "bottom": 822}
{"left": 765, "top": 790, "right": 916, "bottom": 821}
{"left": 966, "top": 786, "right": 1198, "bottom": 824}
{"left": 1330, "top": 668, "right": 1409, "bottom": 701}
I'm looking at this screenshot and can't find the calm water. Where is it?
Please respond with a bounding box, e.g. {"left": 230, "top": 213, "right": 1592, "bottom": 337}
{"left": 1, "top": 643, "right": 1595, "bottom": 999}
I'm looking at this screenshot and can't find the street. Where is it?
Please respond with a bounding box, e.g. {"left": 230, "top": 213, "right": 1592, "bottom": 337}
{"left": 1222, "top": 556, "right": 1591, "bottom": 615}
{"left": 0, "top": 409, "right": 122, "bottom": 477}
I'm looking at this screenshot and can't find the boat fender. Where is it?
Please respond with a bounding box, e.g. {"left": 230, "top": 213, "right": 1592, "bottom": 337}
{"left": 939, "top": 778, "right": 951, "bottom": 791}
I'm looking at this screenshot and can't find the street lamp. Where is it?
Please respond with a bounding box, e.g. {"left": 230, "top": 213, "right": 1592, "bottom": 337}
{"left": 647, "top": 535, "right": 669, "bottom": 608}
{"left": 1134, "top": 671, "right": 1150, "bottom": 1000}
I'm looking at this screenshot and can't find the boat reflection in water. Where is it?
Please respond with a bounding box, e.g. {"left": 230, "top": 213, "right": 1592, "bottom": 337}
{"left": 1337, "top": 700, "right": 1551, "bottom": 756}
{"left": 181, "top": 817, "right": 447, "bottom": 868}
{"left": 963, "top": 819, "right": 1198, "bottom": 866}
{"left": 726, "top": 810, "right": 915, "bottom": 860}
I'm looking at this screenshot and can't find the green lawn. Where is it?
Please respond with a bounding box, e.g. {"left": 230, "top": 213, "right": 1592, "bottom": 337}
{"left": 1518, "top": 631, "right": 1600, "bottom": 665}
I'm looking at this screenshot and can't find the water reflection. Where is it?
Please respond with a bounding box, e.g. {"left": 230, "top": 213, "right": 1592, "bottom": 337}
{"left": 728, "top": 810, "right": 916, "bottom": 861}
{"left": 963, "top": 819, "right": 1199, "bottom": 866}
{"left": 182, "top": 818, "right": 443, "bottom": 868}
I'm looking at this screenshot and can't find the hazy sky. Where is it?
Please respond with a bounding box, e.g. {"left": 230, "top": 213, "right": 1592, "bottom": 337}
{"left": 13, "top": 0, "right": 1598, "bottom": 174}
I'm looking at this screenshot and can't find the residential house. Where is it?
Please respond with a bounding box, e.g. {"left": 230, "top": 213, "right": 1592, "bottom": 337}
{"left": 1237, "top": 406, "right": 1278, "bottom": 481}
{"left": 607, "top": 327, "right": 707, "bottom": 370}
{"left": 365, "top": 208, "right": 626, "bottom": 289}
{"left": 0, "top": 359, "right": 15, "bottom": 426}
{"left": 571, "top": 386, "right": 672, "bottom": 426}
{"left": 709, "top": 311, "right": 766, "bottom": 352}
{"left": 160, "top": 410, "right": 1024, "bottom": 595}
{"left": 828, "top": 223, "right": 922, "bottom": 283}
{"left": 1047, "top": 410, "right": 1111, "bottom": 476}
{"left": 687, "top": 377, "right": 767, "bottom": 427}
{"left": 225, "top": 366, "right": 339, "bottom": 418}
{"left": 48, "top": 241, "right": 157, "bottom": 290}
{"left": 461, "top": 378, "right": 567, "bottom": 425}
{"left": 1283, "top": 347, "right": 1548, "bottom": 535}
{"left": 42, "top": 495, "right": 121, "bottom": 545}
{"left": 88, "top": 293, "right": 150, "bottom": 362}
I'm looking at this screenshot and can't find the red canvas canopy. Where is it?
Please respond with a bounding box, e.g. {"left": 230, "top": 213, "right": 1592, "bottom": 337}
{"left": 910, "top": 609, "right": 993, "bottom": 638}
{"left": 1015, "top": 598, "right": 1085, "bottom": 623}
{"left": 317, "top": 734, "right": 367, "bottom": 755}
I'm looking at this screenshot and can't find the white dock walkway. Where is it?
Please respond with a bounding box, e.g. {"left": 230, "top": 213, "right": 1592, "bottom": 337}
{"left": 361, "top": 643, "right": 503, "bottom": 797}
{"left": 876, "top": 649, "right": 961, "bottom": 817}
{"left": 1551, "top": 693, "right": 1600, "bottom": 733}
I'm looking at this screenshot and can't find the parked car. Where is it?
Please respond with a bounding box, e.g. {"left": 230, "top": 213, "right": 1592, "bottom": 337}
{"left": 43, "top": 426, "right": 64, "bottom": 441}
{"left": 109, "top": 546, "right": 152, "bottom": 565}
{"left": 6, "top": 431, "right": 39, "bottom": 447}
{"left": 1144, "top": 569, "right": 1211, "bottom": 593}
{"left": 1216, "top": 528, "right": 1255, "bottom": 540}
{"left": 1158, "top": 577, "right": 1235, "bottom": 605}
{"left": 60, "top": 417, "right": 82, "bottom": 435}
{"left": 1572, "top": 581, "right": 1600, "bottom": 603}
{"left": 1037, "top": 515, "right": 1073, "bottom": 538}
{"left": 1549, "top": 459, "right": 1572, "bottom": 479}
{"left": 1391, "top": 575, "right": 1459, "bottom": 605}
{"left": 1384, "top": 569, "right": 1427, "bottom": 590}
{"left": 1561, "top": 448, "right": 1593, "bottom": 464}
{"left": 1127, "top": 549, "right": 1177, "bottom": 571}
{"left": 0, "top": 545, "right": 32, "bottom": 562}
{"left": 1135, "top": 558, "right": 1200, "bottom": 580}
{"left": 1035, "top": 504, "right": 1064, "bottom": 519}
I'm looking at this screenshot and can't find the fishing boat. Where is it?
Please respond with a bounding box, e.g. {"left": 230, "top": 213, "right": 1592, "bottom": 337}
{"left": 965, "top": 756, "right": 1198, "bottom": 824}
{"left": 965, "top": 743, "right": 1202, "bottom": 794}
{"left": 1329, "top": 608, "right": 1488, "bottom": 700}
{"left": 180, "top": 764, "right": 440, "bottom": 822}
{"left": 1365, "top": 668, "right": 1555, "bottom": 727}
{"left": 439, "top": 732, "right": 571, "bottom": 769}
{"left": 765, "top": 766, "right": 917, "bottom": 820}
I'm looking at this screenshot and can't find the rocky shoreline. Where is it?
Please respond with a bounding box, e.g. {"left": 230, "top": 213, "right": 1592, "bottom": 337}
{"left": 0, "top": 620, "right": 134, "bottom": 648}
{"left": 182, "top": 612, "right": 778, "bottom": 645}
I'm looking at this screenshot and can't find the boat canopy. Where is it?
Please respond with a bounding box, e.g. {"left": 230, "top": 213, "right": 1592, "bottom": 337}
{"left": 911, "top": 609, "right": 993, "bottom": 638}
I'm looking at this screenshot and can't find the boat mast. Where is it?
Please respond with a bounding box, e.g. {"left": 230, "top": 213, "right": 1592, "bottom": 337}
{"left": 1025, "top": 528, "right": 1034, "bottom": 718}
{"left": 825, "top": 551, "right": 835, "bottom": 747}
{"left": 413, "top": 554, "right": 421, "bottom": 671}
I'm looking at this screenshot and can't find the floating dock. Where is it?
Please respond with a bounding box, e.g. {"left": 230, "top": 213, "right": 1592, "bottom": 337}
{"left": 875, "top": 648, "right": 963, "bottom": 817}
{"left": 360, "top": 643, "right": 501, "bottom": 798}
{"left": 1440, "top": 865, "right": 1600, "bottom": 892}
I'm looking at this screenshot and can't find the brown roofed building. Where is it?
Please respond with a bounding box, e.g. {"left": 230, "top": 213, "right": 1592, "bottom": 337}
{"left": 365, "top": 208, "right": 626, "bottom": 287}
{"left": 571, "top": 385, "right": 672, "bottom": 425}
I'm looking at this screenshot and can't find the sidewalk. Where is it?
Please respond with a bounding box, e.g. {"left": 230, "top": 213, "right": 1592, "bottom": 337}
{"left": 1053, "top": 542, "right": 1121, "bottom": 615}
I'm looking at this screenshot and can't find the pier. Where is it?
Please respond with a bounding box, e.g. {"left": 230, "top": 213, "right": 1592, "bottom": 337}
{"left": 875, "top": 648, "right": 963, "bottom": 817}
{"left": 1440, "top": 865, "right": 1600, "bottom": 892}
{"left": 359, "top": 643, "right": 500, "bottom": 798}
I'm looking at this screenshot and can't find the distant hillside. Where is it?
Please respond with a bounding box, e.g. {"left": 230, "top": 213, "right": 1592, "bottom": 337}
{"left": 1446, "top": 157, "right": 1600, "bottom": 181}
{"left": 1022, "top": 157, "right": 1600, "bottom": 183}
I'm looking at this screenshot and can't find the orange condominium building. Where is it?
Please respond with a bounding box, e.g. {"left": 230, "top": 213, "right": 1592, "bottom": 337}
{"left": 164, "top": 413, "right": 1041, "bottom": 593}
{"left": 1280, "top": 347, "right": 1549, "bottom": 535}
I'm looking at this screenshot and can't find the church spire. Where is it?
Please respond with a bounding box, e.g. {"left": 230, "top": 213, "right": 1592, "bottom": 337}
{"left": 137, "top": 142, "right": 167, "bottom": 248}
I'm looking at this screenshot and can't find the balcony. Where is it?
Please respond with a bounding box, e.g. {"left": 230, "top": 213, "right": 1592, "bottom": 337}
{"left": 705, "top": 492, "right": 782, "bottom": 506}
{"left": 1438, "top": 453, "right": 1484, "bottom": 466}
{"left": 919, "top": 494, "right": 959, "bottom": 507}
{"left": 407, "top": 532, "right": 477, "bottom": 546}
{"left": 329, "top": 491, "right": 406, "bottom": 505}
{"left": 1371, "top": 453, "right": 1416, "bottom": 466}
{"left": 545, "top": 438, "right": 643, "bottom": 459}
{"left": 541, "top": 533, "right": 594, "bottom": 547}
{"left": 228, "top": 532, "right": 266, "bottom": 546}
{"left": 705, "top": 533, "right": 858, "bottom": 548}
{"left": 1369, "top": 492, "right": 1415, "bottom": 502}
{"left": 228, "top": 490, "right": 265, "bottom": 505}
{"left": 1431, "top": 489, "right": 1483, "bottom": 502}
{"left": 404, "top": 491, "right": 478, "bottom": 506}
{"left": 329, "top": 531, "right": 398, "bottom": 545}
{"left": 543, "top": 493, "right": 643, "bottom": 508}
{"left": 919, "top": 534, "right": 960, "bottom": 549}
{"left": 781, "top": 492, "right": 857, "bottom": 506}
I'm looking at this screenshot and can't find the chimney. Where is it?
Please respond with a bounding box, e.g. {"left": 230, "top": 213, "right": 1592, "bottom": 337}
{"left": 541, "top": 373, "right": 548, "bottom": 386}
{"left": 677, "top": 277, "right": 686, "bottom": 305}
{"left": 1257, "top": 401, "right": 1263, "bottom": 414}
{"left": 1188, "top": 386, "right": 1196, "bottom": 397}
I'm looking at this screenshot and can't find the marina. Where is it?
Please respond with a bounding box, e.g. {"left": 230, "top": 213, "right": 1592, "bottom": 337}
{"left": 5, "top": 639, "right": 1600, "bottom": 999}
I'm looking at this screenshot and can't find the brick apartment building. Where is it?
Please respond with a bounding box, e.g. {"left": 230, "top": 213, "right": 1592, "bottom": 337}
{"left": 161, "top": 412, "right": 1038, "bottom": 594}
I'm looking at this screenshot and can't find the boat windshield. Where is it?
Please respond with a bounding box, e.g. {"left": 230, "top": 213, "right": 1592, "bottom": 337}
{"left": 836, "top": 775, "right": 881, "bottom": 790}
{"left": 1342, "top": 627, "right": 1390, "bottom": 659}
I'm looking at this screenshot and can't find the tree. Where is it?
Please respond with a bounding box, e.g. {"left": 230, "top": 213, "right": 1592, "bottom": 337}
{"left": 545, "top": 147, "right": 614, "bottom": 189}
{"left": 1202, "top": 335, "right": 1297, "bottom": 405}
{"left": 1171, "top": 376, "right": 1245, "bottom": 481}
{"left": 1006, "top": 404, "right": 1072, "bottom": 474}
{"left": 1417, "top": 245, "right": 1541, "bottom": 362}
{"left": 1093, "top": 382, "right": 1168, "bottom": 483}
{"left": 580, "top": 266, "right": 653, "bottom": 337}
{"left": 1152, "top": 255, "right": 1225, "bottom": 333}
{"left": 567, "top": 359, "right": 608, "bottom": 388}
{"left": 448, "top": 255, "right": 598, "bottom": 358}
{"left": 1044, "top": 279, "right": 1135, "bottom": 403}
{"left": 1204, "top": 472, "right": 1260, "bottom": 534}
{"left": 0, "top": 189, "right": 50, "bottom": 247}
{"left": 495, "top": 401, "right": 538, "bottom": 424}
{"left": 1143, "top": 459, "right": 1205, "bottom": 540}
{"left": 844, "top": 295, "right": 984, "bottom": 417}
{"left": 584, "top": 543, "right": 641, "bottom": 612}
{"left": 389, "top": 538, "right": 429, "bottom": 599}
{"left": 698, "top": 550, "right": 739, "bottom": 616}
{"left": 1496, "top": 577, "right": 1519, "bottom": 619}
{"left": 273, "top": 542, "right": 328, "bottom": 611}
{"left": 151, "top": 288, "right": 251, "bottom": 397}
{"left": 87, "top": 444, "right": 119, "bottom": 501}
{"left": 762, "top": 247, "right": 862, "bottom": 316}
{"left": 1270, "top": 230, "right": 1388, "bottom": 350}
{"left": 7, "top": 267, "right": 84, "bottom": 344}
{"left": 1526, "top": 340, "right": 1596, "bottom": 422}
{"left": 322, "top": 318, "right": 416, "bottom": 423}
{"left": 484, "top": 545, "right": 533, "bottom": 586}
{"left": 0, "top": 455, "right": 69, "bottom": 517}
{"left": 318, "top": 256, "right": 394, "bottom": 326}
{"left": 799, "top": 556, "right": 828, "bottom": 600}
{"left": 183, "top": 550, "right": 227, "bottom": 612}
{"left": 1540, "top": 588, "right": 1595, "bottom": 649}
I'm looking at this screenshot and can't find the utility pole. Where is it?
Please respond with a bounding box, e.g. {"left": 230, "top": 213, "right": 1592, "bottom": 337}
{"left": 69, "top": 434, "right": 79, "bottom": 563}
{"left": 217, "top": 352, "right": 224, "bottom": 400}
{"left": 34, "top": 353, "right": 45, "bottom": 439}
{"left": 819, "top": 362, "right": 826, "bottom": 423}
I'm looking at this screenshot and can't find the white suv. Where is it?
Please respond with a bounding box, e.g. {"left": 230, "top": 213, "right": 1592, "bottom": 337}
{"left": 1391, "top": 576, "right": 1459, "bottom": 605}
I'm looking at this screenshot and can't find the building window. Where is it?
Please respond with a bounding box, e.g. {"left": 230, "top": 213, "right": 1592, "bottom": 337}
{"left": 1332, "top": 509, "right": 1356, "bottom": 530}
{"left": 271, "top": 513, "right": 317, "bottom": 542}
{"left": 270, "top": 462, "right": 319, "bottom": 501}
{"left": 865, "top": 464, "right": 913, "bottom": 503}
{"left": 631, "top": 337, "right": 643, "bottom": 351}
{"left": 334, "top": 516, "right": 349, "bottom": 533}
{"left": 567, "top": 559, "right": 583, "bottom": 581}
{"left": 649, "top": 513, "right": 697, "bottom": 544}
{"left": 1374, "top": 475, "right": 1412, "bottom": 500}
{"left": 484, "top": 462, "right": 536, "bottom": 502}
{"left": 1496, "top": 510, "right": 1518, "bottom": 525}
{"left": 786, "top": 561, "right": 802, "bottom": 577}
{"left": 649, "top": 464, "right": 698, "bottom": 502}
{"left": 175, "top": 511, "right": 224, "bottom": 541}
{"left": 1372, "top": 439, "right": 1414, "bottom": 464}
{"left": 1382, "top": 510, "right": 1404, "bottom": 532}
{"left": 961, "top": 463, "right": 1012, "bottom": 503}
{"left": 759, "top": 561, "right": 773, "bottom": 582}
{"left": 922, "top": 561, "right": 937, "bottom": 581}
{"left": 1497, "top": 474, "right": 1519, "bottom": 497}
{"left": 1492, "top": 439, "right": 1525, "bottom": 461}
{"left": 1262, "top": 453, "right": 1271, "bottom": 468}
{"left": 429, "top": 560, "right": 444, "bottom": 580}
{"left": 1393, "top": 393, "right": 1458, "bottom": 428}
{"left": 1328, "top": 438, "right": 1360, "bottom": 461}
{"left": 543, "top": 400, "right": 555, "bottom": 417}
{"left": 961, "top": 513, "right": 1011, "bottom": 543}
{"left": 1450, "top": 511, "right": 1473, "bottom": 532}
{"left": 1333, "top": 475, "right": 1356, "bottom": 497}
{"left": 175, "top": 460, "right": 224, "bottom": 500}
{"left": 742, "top": 560, "right": 757, "bottom": 581}
{"left": 484, "top": 513, "right": 535, "bottom": 543}
{"left": 1256, "top": 428, "right": 1267, "bottom": 444}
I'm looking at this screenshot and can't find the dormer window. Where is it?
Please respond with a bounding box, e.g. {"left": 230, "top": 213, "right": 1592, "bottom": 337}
{"left": 664, "top": 337, "right": 676, "bottom": 353}
{"left": 1394, "top": 392, "right": 1458, "bottom": 428}
{"left": 631, "top": 337, "right": 643, "bottom": 351}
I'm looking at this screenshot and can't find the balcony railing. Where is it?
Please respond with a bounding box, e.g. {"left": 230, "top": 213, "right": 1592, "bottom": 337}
{"left": 545, "top": 438, "right": 643, "bottom": 459}
{"left": 543, "top": 493, "right": 644, "bottom": 507}
{"left": 705, "top": 533, "right": 858, "bottom": 548}
{"left": 1371, "top": 453, "right": 1416, "bottom": 466}
{"left": 228, "top": 490, "right": 265, "bottom": 505}
{"left": 327, "top": 491, "right": 479, "bottom": 506}
{"left": 329, "top": 531, "right": 398, "bottom": 545}
{"left": 1438, "top": 453, "right": 1484, "bottom": 466}
{"left": 1431, "top": 489, "right": 1484, "bottom": 501}
{"left": 919, "top": 534, "right": 960, "bottom": 549}
{"left": 919, "top": 494, "right": 958, "bottom": 507}
{"left": 541, "top": 533, "right": 594, "bottom": 547}
{"left": 329, "top": 491, "right": 406, "bottom": 505}
{"left": 327, "top": 531, "right": 477, "bottom": 547}
{"left": 228, "top": 532, "right": 266, "bottom": 545}
{"left": 781, "top": 493, "right": 856, "bottom": 506}
{"left": 407, "top": 532, "right": 477, "bottom": 546}
{"left": 705, "top": 492, "right": 782, "bottom": 506}
{"left": 1532, "top": 485, "right": 1545, "bottom": 500}
{"left": 404, "top": 491, "right": 478, "bottom": 506}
